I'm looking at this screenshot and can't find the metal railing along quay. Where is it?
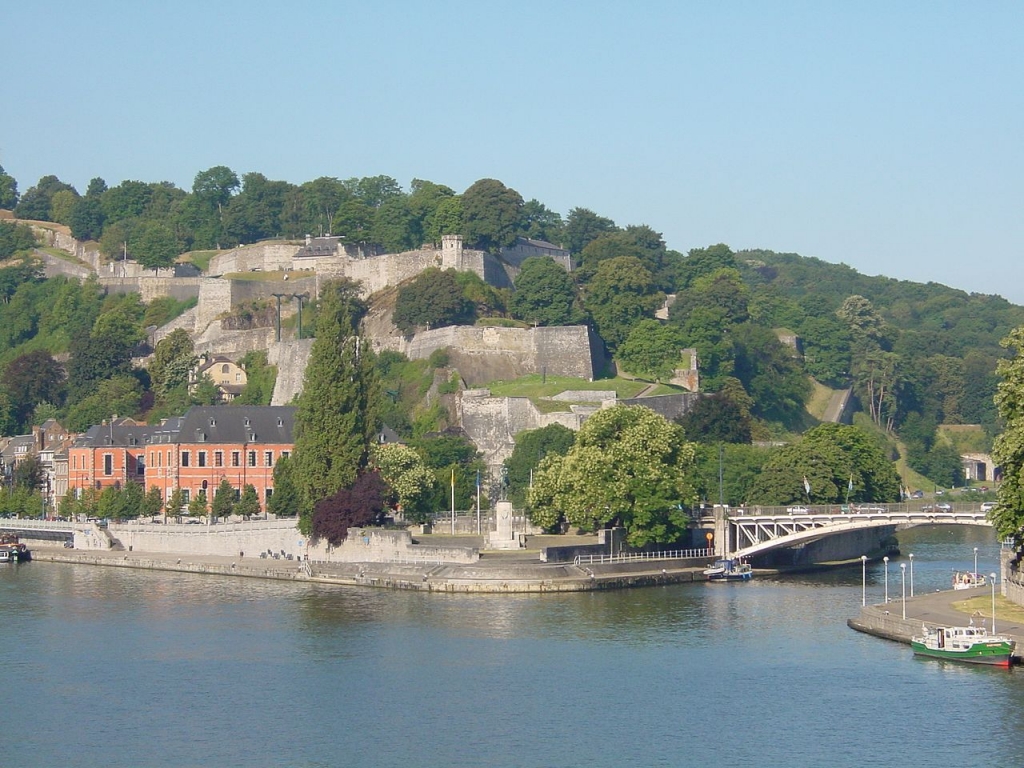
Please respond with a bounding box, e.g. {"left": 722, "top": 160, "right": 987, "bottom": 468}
{"left": 574, "top": 547, "right": 713, "bottom": 567}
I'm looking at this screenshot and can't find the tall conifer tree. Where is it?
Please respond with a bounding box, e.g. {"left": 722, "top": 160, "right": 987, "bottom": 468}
{"left": 292, "top": 280, "right": 381, "bottom": 534}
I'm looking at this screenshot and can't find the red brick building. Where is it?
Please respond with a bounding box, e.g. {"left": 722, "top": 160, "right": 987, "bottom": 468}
{"left": 144, "top": 406, "right": 295, "bottom": 510}
{"left": 67, "top": 407, "right": 295, "bottom": 513}
{"left": 68, "top": 419, "right": 154, "bottom": 493}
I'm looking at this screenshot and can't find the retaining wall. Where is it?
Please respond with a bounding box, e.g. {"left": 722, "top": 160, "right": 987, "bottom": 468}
{"left": 82, "top": 520, "right": 478, "bottom": 563}
{"left": 379, "top": 325, "right": 601, "bottom": 385}
{"left": 269, "top": 338, "right": 314, "bottom": 405}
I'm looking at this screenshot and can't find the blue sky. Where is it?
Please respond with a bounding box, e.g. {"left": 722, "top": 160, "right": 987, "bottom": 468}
{"left": 4, "top": 1, "right": 1022, "bottom": 302}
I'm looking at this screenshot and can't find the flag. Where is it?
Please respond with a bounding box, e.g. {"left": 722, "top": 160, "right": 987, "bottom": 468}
{"left": 848, "top": 475, "right": 854, "bottom": 492}
{"left": 803, "top": 476, "right": 811, "bottom": 496}
{"left": 451, "top": 468, "right": 455, "bottom": 488}
{"left": 476, "top": 469, "right": 480, "bottom": 489}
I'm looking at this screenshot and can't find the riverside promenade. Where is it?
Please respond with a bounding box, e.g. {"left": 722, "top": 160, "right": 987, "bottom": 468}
{"left": 847, "top": 585, "right": 1024, "bottom": 661}
{"left": 29, "top": 534, "right": 716, "bottom": 593}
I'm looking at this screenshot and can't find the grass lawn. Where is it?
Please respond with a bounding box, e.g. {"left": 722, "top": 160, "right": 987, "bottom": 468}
{"left": 954, "top": 594, "right": 1024, "bottom": 625}
{"left": 180, "top": 250, "right": 219, "bottom": 272}
{"left": 37, "top": 246, "right": 91, "bottom": 267}
{"left": 805, "top": 380, "right": 836, "bottom": 422}
{"left": 484, "top": 374, "right": 680, "bottom": 402}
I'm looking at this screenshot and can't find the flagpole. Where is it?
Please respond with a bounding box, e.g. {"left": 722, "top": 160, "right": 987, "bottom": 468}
{"left": 451, "top": 468, "right": 455, "bottom": 535}
{"left": 476, "top": 469, "right": 481, "bottom": 535}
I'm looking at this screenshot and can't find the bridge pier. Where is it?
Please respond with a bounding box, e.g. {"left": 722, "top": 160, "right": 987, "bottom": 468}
{"left": 713, "top": 505, "right": 731, "bottom": 557}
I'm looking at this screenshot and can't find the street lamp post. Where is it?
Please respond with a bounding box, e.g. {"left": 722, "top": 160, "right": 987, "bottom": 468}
{"left": 909, "top": 553, "right": 914, "bottom": 597}
{"left": 271, "top": 293, "right": 287, "bottom": 342}
{"left": 991, "top": 573, "right": 998, "bottom": 634}
{"left": 861, "top": 555, "right": 868, "bottom": 606}
{"left": 291, "top": 293, "right": 309, "bottom": 339}
{"left": 901, "top": 563, "right": 907, "bottom": 620}
{"left": 974, "top": 547, "right": 979, "bottom": 577}
{"left": 883, "top": 556, "right": 889, "bottom": 603}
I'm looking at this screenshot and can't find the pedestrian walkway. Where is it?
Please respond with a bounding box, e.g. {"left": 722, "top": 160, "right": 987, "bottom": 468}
{"left": 848, "top": 585, "right": 1024, "bottom": 657}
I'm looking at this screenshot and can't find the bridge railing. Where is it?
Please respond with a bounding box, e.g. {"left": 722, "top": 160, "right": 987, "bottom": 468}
{"left": 704, "top": 501, "right": 991, "bottom": 518}
{"left": 574, "top": 547, "right": 713, "bottom": 567}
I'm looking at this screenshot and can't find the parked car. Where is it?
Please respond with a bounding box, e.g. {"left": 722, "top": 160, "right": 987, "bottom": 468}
{"left": 981, "top": 501, "right": 997, "bottom": 512}
{"left": 787, "top": 506, "right": 810, "bottom": 514}
{"left": 910, "top": 490, "right": 924, "bottom": 499}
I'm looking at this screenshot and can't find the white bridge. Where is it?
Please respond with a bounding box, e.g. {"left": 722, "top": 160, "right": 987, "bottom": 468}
{"left": 705, "top": 505, "right": 991, "bottom": 560}
{"left": 0, "top": 518, "right": 75, "bottom": 534}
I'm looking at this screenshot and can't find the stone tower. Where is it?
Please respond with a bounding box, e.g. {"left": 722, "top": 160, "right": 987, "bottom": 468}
{"left": 441, "top": 234, "right": 464, "bottom": 270}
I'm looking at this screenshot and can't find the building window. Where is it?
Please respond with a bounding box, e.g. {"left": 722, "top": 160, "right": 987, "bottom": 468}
{"left": 72, "top": 456, "right": 77, "bottom": 470}
{"left": 248, "top": 451, "right": 256, "bottom": 467}
{"left": 215, "top": 451, "right": 223, "bottom": 467}
{"left": 181, "top": 451, "right": 190, "bottom": 467}
{"left": 181, "top": 489, "right": 190, "bottom": 504}
{"left": 231, "top": 451, "right": 240, "bottom": 467}
{"left": 265, "top": 488, "right": 273, "bottom": 501}
{"left": 264, "top": 451, "right": 273, "bottom": 467}
{"left": 282, "top": 451, "right": 290, "bottom": 460}
{"left": 198, "top": 451, "right": 207, "bottom": 468}
{"left": 103, "top": 454, "right": 113, "bottom": 476}
{"left": 222, "top": 364, "right": 230, "bottom": 374}
{"left": 136, "top": 456, "right": 145, "bottom": 476}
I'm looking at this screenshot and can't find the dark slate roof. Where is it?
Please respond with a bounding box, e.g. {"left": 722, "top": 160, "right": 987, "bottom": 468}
{"left": 172, "top": 406, "right": 296, "bottom": 445}
{"left": 148, "top": 417, "right": 186, "bottom": 445}
{"left": 1, "top": 434, "right": 35, "bottom": 461}
{"left": 514, "top": 236, "right": 568, "bottom": 252}
{"left": 78, "top": 423, "right": 160, "bottom": 449}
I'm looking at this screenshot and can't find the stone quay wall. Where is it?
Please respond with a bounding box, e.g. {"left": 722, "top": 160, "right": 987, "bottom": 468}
{"left": 80, "top": 520, "right": 478, "bottom": 564}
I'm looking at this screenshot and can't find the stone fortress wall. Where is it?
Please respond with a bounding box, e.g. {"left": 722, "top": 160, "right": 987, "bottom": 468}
{"left": 374, "top": 325, "right": 604, "bottom": 385}
{"left": 459, "top": 389, "right": 704, "bottom": 479}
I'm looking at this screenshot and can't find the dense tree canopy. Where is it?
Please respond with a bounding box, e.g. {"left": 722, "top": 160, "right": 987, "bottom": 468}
{"left": 509, "top": 257, "right": 584, "bottom": 327}
{"left": 747, "top": 423, "right": 900, "bottom": 506}
{"left": 371, "top": 442, "right": 436, "bottom": 522}
{"left": 583, "top": 256, "right": 662, "bottom": 352}
{"left": 460, "top": 178, "right": 524, "bottom": 252}
{"left": 311, "top": 470, "right": 388, "bottom": 546}
{"left": 529, "top": 406, "right": 698, "bottom": 546}
{"left": 991, "top": 326, "right": 1024, "bottom": 545}
{"left": 392, "top": 268, "right": 474, "bottom": 335}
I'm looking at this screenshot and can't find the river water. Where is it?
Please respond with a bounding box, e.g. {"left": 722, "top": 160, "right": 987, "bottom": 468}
{"left": 4, "top": 525, "right": 1022, "bottom": 768}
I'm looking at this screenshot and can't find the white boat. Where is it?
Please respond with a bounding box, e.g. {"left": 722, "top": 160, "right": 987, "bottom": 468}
{"left": 703, "top": 558, "right": 753, "bottom": 581}
{"left": 952, "top": 571, "right": 987, "bottom": 590}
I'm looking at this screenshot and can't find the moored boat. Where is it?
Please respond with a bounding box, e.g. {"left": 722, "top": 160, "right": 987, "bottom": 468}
{"left": 703, "top": 558, "right": 753, "bottom": 581}
{"left": 952, "top": 570, "right": 986, "bottom": 590}
{"left": 0, "top": 534, "right": 31, "bottom": 563}
{"left": 911, "top": 623, "right": 1015, "bottom": 666}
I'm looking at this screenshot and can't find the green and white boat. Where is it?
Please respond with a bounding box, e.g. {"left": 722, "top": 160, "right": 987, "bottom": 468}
{"left": 911, "top": 623, "right": 1015, "bottom": 667}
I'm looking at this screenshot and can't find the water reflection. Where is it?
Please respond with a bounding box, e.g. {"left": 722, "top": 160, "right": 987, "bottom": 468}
{"left": 4, "top": 524, "right": 1024, "bottom": 768}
